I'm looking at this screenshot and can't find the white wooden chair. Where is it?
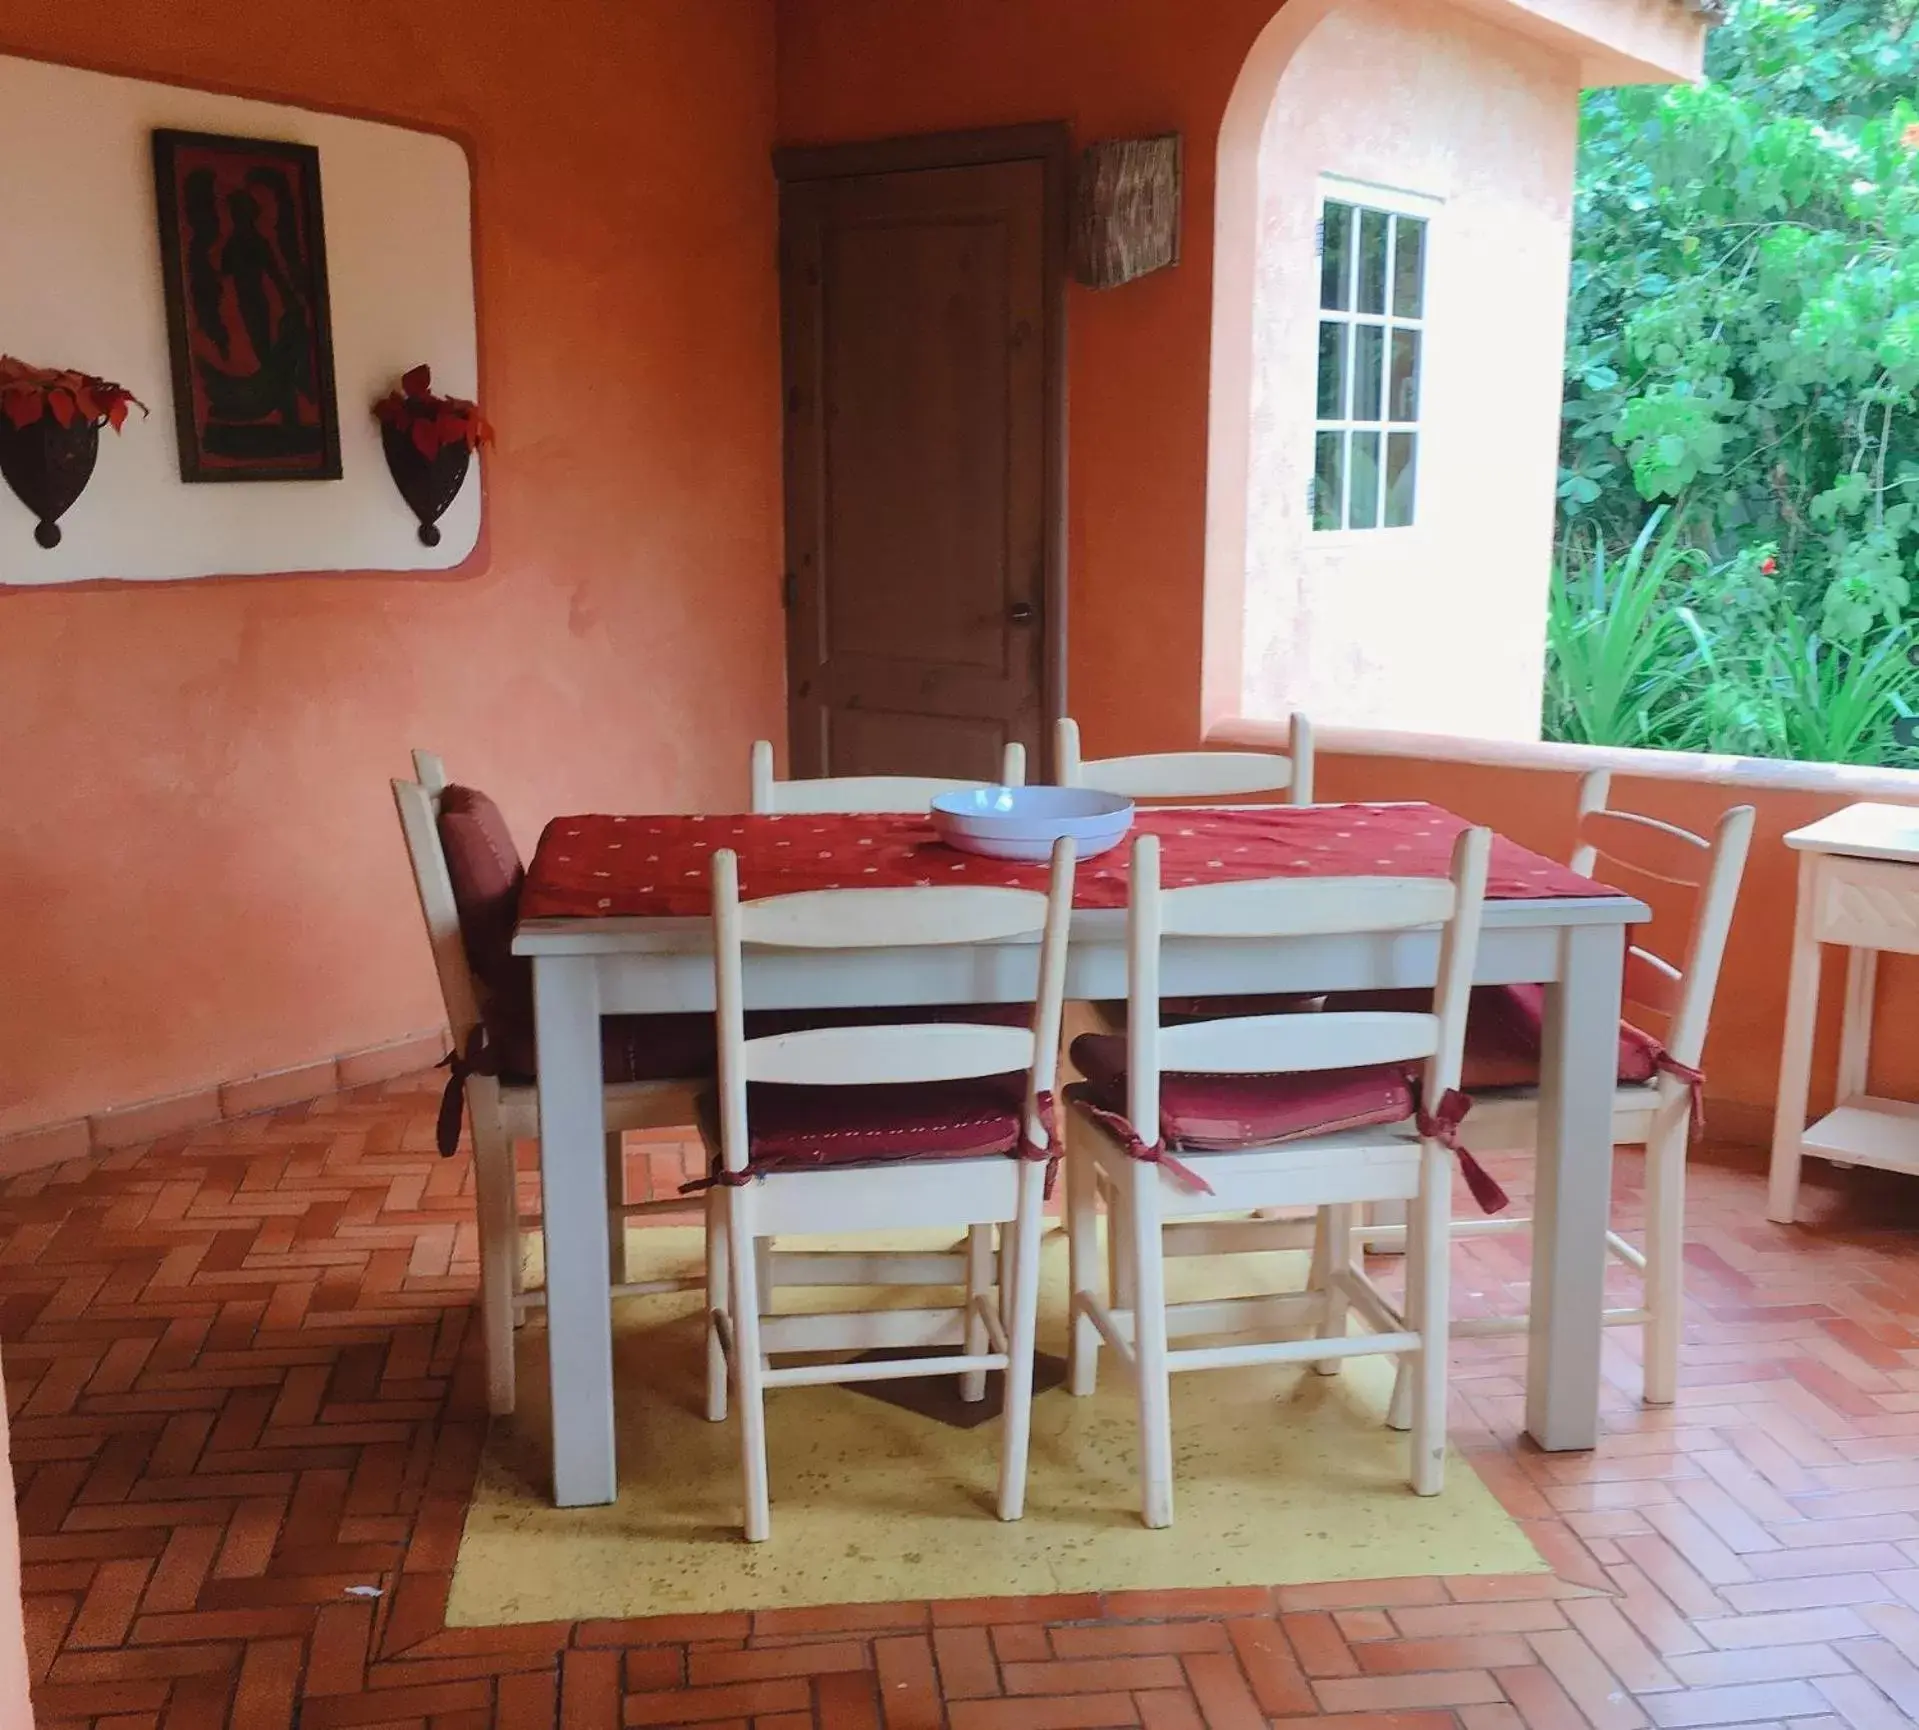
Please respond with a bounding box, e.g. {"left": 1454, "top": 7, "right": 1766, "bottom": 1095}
{"left": 1064, "top": 827, "right": 1491, "bottom": 1528}
{"left": 1359, "top": 773, "right": 1753, "bottom": 1407}
{"left": 1055, "top": 715, "right": 1314, "bottom": 804}
{"left": 702, "top": 840, "right": 1075, "bottom": 1541}
{"left": 745, "top": 736, "right": 1033, "bottom": 1298}
{"left": 749, "top": 738, "right": 1026, "bottom": 814}
{"left": 393, "top": 753, "right": 705, "bottom": 1418}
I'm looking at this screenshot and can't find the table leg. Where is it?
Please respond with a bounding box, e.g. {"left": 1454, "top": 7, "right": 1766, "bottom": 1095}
{"left": 1836, "top": 946, "right": 1877, "bottom": 1102}
{"left": 1768, "top": 856, "right": 1822, "bottom": 1225}
{"left": 1526, "top": 920, "right": 1625, "bottom": 1453}
{"left": 534, "top": 954, "right": 618, "bottom": 1507}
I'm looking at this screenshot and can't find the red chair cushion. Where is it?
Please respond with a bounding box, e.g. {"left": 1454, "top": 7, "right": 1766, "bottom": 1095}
{"left": 1067, "top": 1033, "right": 1417, "bottom": 1153}
{"left": 436, "top": 786, "right": 709, "bottom": 1085}
{"left": 438, "top": 785, "right": 530, "bottom": 1018}
{"left": 1321, "top": 985, "right": 1662, "bottom": 1091}
{"left": 707, "top": 1071, "right": 1029, "bottom": 1174}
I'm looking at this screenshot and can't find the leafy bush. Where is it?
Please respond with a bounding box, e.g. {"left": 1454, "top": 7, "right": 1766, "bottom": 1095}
{"left": 1548, "top": 0, "right": 1919, "bottom": 765}
{"left": 1543, "top": 512, "right": 1919, "bottom": 764}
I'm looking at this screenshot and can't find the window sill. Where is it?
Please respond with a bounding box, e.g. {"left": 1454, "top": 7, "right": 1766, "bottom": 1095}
{"left": 1207, "top": 718, "right": 1919, "bottom": 801}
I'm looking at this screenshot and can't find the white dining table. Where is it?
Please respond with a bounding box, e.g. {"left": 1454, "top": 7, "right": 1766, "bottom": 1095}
{"left": 514, "top": 815, "right": 1646, "bottom": 1509}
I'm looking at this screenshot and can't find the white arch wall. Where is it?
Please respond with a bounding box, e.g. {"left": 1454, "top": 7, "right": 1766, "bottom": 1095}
{"left": 1205, "top": 0, "right": 1584, "bottom": 742}
{"left": 0, "top": 53, "right": 479, "bottom": 585}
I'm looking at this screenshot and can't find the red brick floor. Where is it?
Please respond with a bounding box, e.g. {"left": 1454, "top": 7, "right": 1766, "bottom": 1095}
{"left": 11, "top": 1074, "right": 1919, "bottom": 1728}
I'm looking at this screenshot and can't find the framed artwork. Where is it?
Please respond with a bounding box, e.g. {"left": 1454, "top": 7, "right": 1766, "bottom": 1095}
{"left": 151, "top": 129, "right": 342, "bottom": 482}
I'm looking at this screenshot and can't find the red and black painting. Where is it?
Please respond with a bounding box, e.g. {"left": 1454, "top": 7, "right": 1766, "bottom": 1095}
{"left": 151, "top": 130, "right": 342, "bottom": 482}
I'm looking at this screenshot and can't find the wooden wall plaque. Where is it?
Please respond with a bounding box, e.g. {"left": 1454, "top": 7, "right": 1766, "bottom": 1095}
{"left": 1070, "top": 134, "right": 1182, "bottom": 290}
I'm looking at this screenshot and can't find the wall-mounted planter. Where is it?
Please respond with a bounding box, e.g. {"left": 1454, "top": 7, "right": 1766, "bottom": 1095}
{"left": 0, "top": 414, "right": 100, "bottom": 548}
{"left": 0, "top": 358, "right": 145, "bottom": 550}
{"left": 372, "top": 365, "right": 491, "bottom": 549}
{"left": 379, "top": 423, "right": 471, "bottom": 547}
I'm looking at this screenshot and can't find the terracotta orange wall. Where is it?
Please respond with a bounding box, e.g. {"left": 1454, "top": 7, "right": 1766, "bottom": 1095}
{"left": 0, "top": 2, "right": 784, "bottom": 1135}
{"left": 1317, "top": 751, "right": 1919, "bottom": 1134}
{"left": 777, "top": 0, "right": 1299, "bottom": 763}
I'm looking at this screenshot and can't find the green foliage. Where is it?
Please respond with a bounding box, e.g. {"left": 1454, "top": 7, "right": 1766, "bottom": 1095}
{"left": 1550, "top": 0, "right": 1919, "bottom": 765}
{"left": 1541, "top": 514, "right": 1919, "bottom": 764}
{"left": 1545, "top": 510, "right": 1706, "bottom": 746}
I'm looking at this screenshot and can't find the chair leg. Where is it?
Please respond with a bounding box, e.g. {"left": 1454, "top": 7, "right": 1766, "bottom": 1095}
{"left": 1128, "top": 1169, "right": 1174, "bottom": 1529}
{"left": 725, "top": 1186, "right": 771, "bottom": 1542}
{"left": 705, "top": 1186, "right": 729, "bottom": 1423}
{"left": 1384, "top": 1196, "right": 1415, "bottom": 1432}
{"left": 1362, "top": 1198, "right": 1408, "bottom": 1255}
{"left": 1312, "top": 1204, "right": 1353, "bottom": 1377}
{"left": 605, "top": 1132, "right": 633, "bottom": 1287}
{"left": 1108, "top": 1177, "right": 1137, "bottom": 1316}
{"left": 1408, "top": 1145, "right": 1451, "bottom": 1497}
{"left": 998, "top": 1163, "right": 1047, "bottom": 1521}
{"left": 473, "top": 1115, "right": 519, "bottom": 1418}
{"left": 1066, "top": 1133, "right": 1102, "bottom": 1397}
{"left": 962, "top": 1225, "right": 994, "bottom": 1404}
{"left": 1642, "top": 1117, "right": 1688, "bottom": 1407}
{"left": 508, "top": 1143, "right": 528, "bottom": 1306}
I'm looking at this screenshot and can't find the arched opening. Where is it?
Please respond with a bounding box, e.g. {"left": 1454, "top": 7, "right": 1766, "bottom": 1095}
{"left": 1204, "top": 0, "right": 1595, "bottom": 743}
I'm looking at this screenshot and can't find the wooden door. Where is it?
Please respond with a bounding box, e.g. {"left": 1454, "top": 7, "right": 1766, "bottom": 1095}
{"left": 778, "top": 129, "right": 1066, "bottom": 781}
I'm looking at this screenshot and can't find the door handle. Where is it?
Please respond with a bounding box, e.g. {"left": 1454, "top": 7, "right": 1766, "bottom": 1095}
{"left": 1008, "top": 602, "right": 1036, "bottom": 626}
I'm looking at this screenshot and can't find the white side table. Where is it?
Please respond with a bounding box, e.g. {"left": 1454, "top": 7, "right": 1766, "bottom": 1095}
{"left": 1769, "top": 802, "right": 1919, "bottom": 1223}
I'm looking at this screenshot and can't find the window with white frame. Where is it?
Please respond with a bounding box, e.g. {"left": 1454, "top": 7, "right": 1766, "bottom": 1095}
{"left": 1313, "top": 190, "right": 1428, "bottom": 531}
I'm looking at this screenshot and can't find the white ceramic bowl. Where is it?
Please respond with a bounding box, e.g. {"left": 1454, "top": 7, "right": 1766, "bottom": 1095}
{"left": 930, "top": 786, "right": 1136, "bottom": 861}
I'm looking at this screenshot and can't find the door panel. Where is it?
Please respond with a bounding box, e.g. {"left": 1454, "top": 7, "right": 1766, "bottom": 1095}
{"left": 830, "top": 707, "right": 1011, "bottom": 781}
{"left": 781, "top": 152, "right": 1054, "bottom": 781}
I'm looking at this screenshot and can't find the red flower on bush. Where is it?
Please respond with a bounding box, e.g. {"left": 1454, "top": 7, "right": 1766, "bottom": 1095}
{"left": 372, "top": 365, "right": 494, "bottom": 461}
{"left": 1760, "top": 555, "right": 1779, "bottom": 575}
{"left": 0, "top": 356, "right": 147, "bottom": 434}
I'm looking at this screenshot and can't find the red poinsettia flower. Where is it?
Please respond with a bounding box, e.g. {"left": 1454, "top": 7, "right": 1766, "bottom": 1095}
{"left": 0, "top": 356, "right": 147, "bottom": 434}
{"left": 372, "top": 365, "right": 494, "bottom": 460}
{"left": 1760, "top": 556, "right": 1778, "bottom": 575}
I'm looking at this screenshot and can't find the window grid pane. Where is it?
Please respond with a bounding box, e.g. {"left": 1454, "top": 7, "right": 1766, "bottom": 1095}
{"left": 1394, "top": 217, "right": 1427, "bottom": 318}
{"left": 1386, "top": 432, "right": 1418, "bottom": 528}
{"left": 1317, "top": 322, "right": 1348, "bottom": 420}
{"left": 1313, "top": 196, "right": 1425, "bottom": 532}
{"left": 1320, "top": 203, "right": 1352, "bottom": 312}
{"left": 1349, "top": 430, "right": 1382, "bottom": 530}
{"left": 1357, "top": 210, "right": 1389, "bottom": 315}
{"left": 1314, "top": 433, "right": 1345, "bottom": 531}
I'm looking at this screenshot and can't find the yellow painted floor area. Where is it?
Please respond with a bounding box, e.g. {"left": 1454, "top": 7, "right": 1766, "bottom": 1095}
{"left": 448, "top": 1227, "right": 1542, "bottom": 1626}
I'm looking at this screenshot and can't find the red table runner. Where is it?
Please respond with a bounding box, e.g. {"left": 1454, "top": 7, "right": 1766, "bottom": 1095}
{"left": 519, "top": 803, "right": 1621, "bottom": 921}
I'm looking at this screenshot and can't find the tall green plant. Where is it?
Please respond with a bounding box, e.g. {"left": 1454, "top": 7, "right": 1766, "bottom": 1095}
{"left": 1544, "top": 509, "right": 1706, "bottom": 745}
{"left": 1561, "top": 0, "right": 1919, "bottom": 649}
{"left": 1757, "top": 617, "right": 1919, "bottom": 763}
{"left": 1544, "top": 526, "right": 1919, "bottom": 765}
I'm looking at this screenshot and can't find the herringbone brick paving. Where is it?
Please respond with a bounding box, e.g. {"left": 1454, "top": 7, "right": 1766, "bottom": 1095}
{"left": 10, "top": 1074, "right": 1919, "bottom": 1727}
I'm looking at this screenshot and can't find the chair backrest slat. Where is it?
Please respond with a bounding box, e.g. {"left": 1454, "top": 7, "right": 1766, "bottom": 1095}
{"left": 1057, "top": 714, "right": 1314, "bottom": 804}
{"left": 1571, "top": 773, "right": 1709, "bottom": 888}
{"left": 1623, "top": 945, "right": 1684, "bottom": 1021}
{"left": 391, "top": 772, "right": 482, "bottom": 1049}
{"left": 750, "top": 739, "right": 1026, "bottom": 814}
{"left": 1157, "top": 1011, "right": 1438, "bottom": 1077}
{"left": 1566, "top": 771, "right": 1753, "bottom": 1070}
{"left": 1156, "top": 875, "right": 1456, "bottom": 940}
{"left": 711, "top": 840, "right": 1077, "bottom": 1175}
{"left": 743, "top": 1022, "right": 1036, "bottom": 1087}
{"left": 1122, "top": 827, "right": 1490, "bottom": 1139}
{"left": 737, "top": 885, "right": 1051, "bottom": 949}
